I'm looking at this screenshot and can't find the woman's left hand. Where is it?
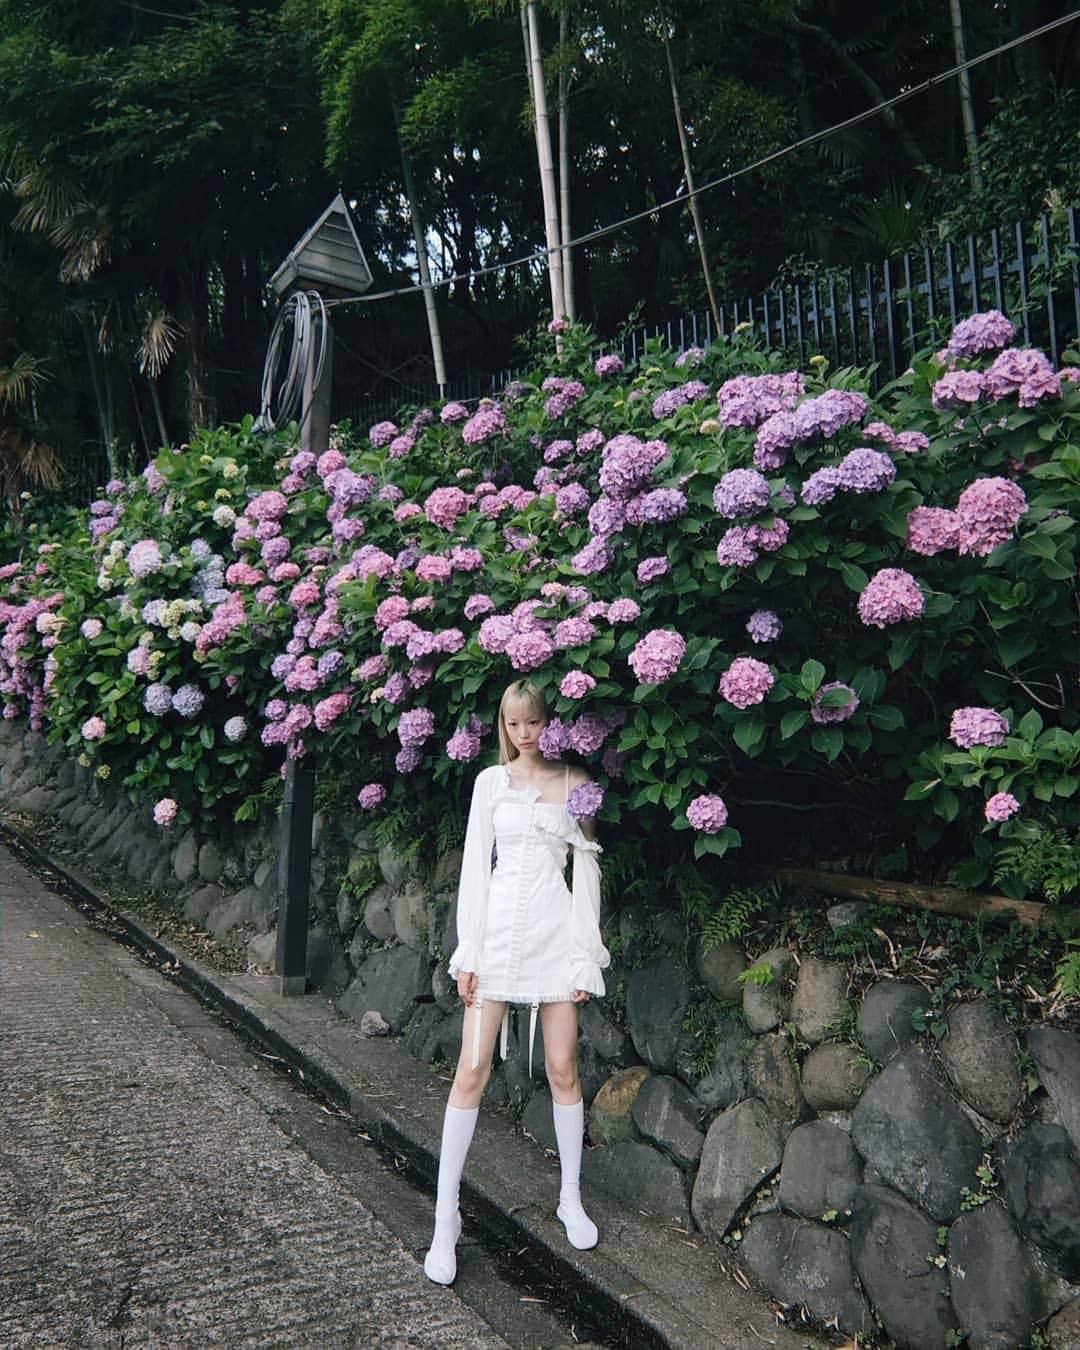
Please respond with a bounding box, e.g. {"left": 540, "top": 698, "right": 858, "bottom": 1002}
{"left": 571, "top": 989, "right": 591, "bottom": 1004}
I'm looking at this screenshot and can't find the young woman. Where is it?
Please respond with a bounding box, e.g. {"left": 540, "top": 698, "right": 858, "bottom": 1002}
{"left": 424, "top": 679, "right": 611, "bottom": 1285}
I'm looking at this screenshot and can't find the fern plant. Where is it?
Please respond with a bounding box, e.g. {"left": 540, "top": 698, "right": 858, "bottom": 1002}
{"left": 699, "top": 882, "right": 780, "bottom": 952}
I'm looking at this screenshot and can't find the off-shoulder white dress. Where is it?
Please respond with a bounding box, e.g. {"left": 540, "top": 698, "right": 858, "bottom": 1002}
{"left": 448, "top": 762, "right": 611, "bottom": 1070}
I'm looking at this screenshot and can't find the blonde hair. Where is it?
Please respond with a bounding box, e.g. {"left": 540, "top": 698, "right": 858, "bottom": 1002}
{"left": 497, "top": 680, "right": 549, "bottom": 763}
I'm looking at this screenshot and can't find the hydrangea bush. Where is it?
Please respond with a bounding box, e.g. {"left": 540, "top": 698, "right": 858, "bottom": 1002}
{"left": 1, "top": 313, "right": 1076, "bottom": 899}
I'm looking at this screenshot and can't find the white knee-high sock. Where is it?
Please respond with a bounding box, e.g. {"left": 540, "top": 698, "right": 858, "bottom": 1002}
{"left": 424, "top": 1104, "right": 478, "bottom": 1285}
{"left": 553, "top": 1098, "right": 598, "bottom": 1250}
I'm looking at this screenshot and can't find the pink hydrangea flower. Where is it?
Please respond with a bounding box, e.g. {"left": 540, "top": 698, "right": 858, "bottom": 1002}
{"left": 955, "top": 477, "right": 1027, "bottom": 556}
{"left": 153, "top": 797, "right": 179, "bottom": 827}
{"left": 416, "top": 554, "right": 453, "bottom": 584}
{"left": 932, "top": 370, "right": 985, "bottom": 410}
{"left": 288, "top": 580, "right": 322, "bottom": 609}
{"left": 358, "top": 654, "right": 389, "bottom": 681}
{"left": 375, "top": 596, "right": 411, "bottom": 630}
{"left": 857, "top": 569, "right": 925, "bottom": 628}
{"left": 369, "top": 420, "right": 399, "bottom": 447}
{"left": 82, "top": 716, "right": 107, "bottom": 740}
{"left": 246, "top": 490, "right": 288, "bottom": 521}
{"left": 424, "top": 486, "right": 471, "bottom": 529}
{"left": 949, "top": 707, "right": 1009, "bottom": 749}
{"left": 357, "top": 783, "right": 387, "bottom": 809}
{"left": 314, "top": 692, "right": 350, "bottom": 731}
{"left": 446, "top": 728, "right": 482, "bottom": 762}
{"left": 80, "top": 619, "right": 103, "bottom": 640}
{"left": 984, "top": 792, "right": 1020, "bottom": 823}
{"left": 465, "top": 594, "right": 496, "bottom": 621}
{"left": 607, "top": 599, "right": 641, "bottom": 623}
{"left": 505, "top": 629, "right": 555, "bottom": 672}
{"left": 595, "top": 354, "right": 623, "bottom": 377}
{"left": 906, "top": 506, "right": 961, "bottom": 556}
{"left": 555, "top": 617, "right": 596, "bottom": 649}
{"left": 985, "top": 348, "right": 1061, "bottom": 406}
{"left": 317, "top": 450, "right": 346, "bottom": 478}
{"left": 462, "top": 404, "right": 507, "bottom": 446}
{"left": 628, "top": 629, "right": 686, "bottom": 684}
{"left": 560, "top": 670, "right": 597, "bottom": 699}
{"left": 687, "top": 794, "right": 728, "bottom": 833}
{"left": 394, "top": 502, "right": 422, "bottom": 523}
{"left": 718, "top": 657, "right": 774, "bottom": 709}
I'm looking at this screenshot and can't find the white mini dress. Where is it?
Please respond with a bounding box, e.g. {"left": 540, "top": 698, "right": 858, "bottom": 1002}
{"left": 448, "top": 761, "right": 611, "bottom": 1071}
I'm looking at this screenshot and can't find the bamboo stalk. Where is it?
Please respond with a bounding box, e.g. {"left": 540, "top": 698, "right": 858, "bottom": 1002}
{"left": 745, "top": 865, "right": 1048, "bottom": 928}
{"left": 524, "top": 1, "right": 565, "bottom": 325}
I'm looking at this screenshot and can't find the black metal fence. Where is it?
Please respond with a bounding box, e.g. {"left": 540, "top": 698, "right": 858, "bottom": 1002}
{"left": 349, "top": 205, "right": 1080, "bottom": 428}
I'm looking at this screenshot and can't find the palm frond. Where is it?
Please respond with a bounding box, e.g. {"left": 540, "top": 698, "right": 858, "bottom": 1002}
{"left": 53, "top": 203, "right": 113, "bottom": 283}
{"left": 0, "top": 353, "right": 50, "bottom": 407}
{"left": 136, "top": 301, "right": 183, "bottom": 378}
{"left": 10, "top": 162, "right": 81, "bottom": 235}
{"left": 0, "top": 428, "right": 62, "bottom": 493}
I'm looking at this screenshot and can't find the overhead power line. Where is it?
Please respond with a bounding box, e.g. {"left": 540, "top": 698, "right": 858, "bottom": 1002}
{"left": 325, "top": 8, "right": 1080, "bottom": 314}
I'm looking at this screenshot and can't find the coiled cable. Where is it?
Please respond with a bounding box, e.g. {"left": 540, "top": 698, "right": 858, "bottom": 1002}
{"left": 255, "top": 290, "right": 329, "bottom": 432}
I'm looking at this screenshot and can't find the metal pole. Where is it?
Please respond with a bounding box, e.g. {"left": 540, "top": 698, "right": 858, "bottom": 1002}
{"left": 276, "top": 754, "right": 316, "bottom": 996}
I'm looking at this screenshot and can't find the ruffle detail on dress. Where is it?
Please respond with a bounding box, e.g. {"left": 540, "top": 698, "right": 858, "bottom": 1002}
{"left": 532, "top": 811, "right": 603, "bottom": 854}
{"left": 447, "top": 940, "right": 481, "bottom": 978}
{"left": 568, "top": 958, "right": 607, "bottom": 997}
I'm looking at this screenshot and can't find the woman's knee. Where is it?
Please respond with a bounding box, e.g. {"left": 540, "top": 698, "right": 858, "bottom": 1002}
{"left": 452, "top": 1059, "right": 490, "bottom": 1099}
{"left": 545, "top": 1053, "right": 579, "bottom": 1095}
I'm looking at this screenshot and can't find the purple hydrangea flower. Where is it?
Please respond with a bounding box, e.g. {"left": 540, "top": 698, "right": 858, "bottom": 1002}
{"left": 713, "top": 469, "right": 772, "bottom": 519}
{"left": 718, "top": 657, "right": 774, "bottom": 709}
{"left": 906, "top": 507, "right": 961, "bottom": 556}
{"left": 357, "top": 783, "right": 387, "bottom": 808}
{"left": 397, "top": 707, "right": 435, "bottom": 747}
{"left": 560, "top": 670, "right": 596, "bottom": 699}
{"left": 625, "top": 488, "right": 688, "bottom": 525}
{"left": 505, "top": 629, "right": 555, "bottom": 672}
{"left": 955, "top": 477, "right": 1027, "bottom": 556}
{"left": 567, "top": 713, "right": 609, "bottom": 755}
{"left": 636, "top": 556, "right": 671, "bottom": 585}
{"left": 628, "top": 629, "right": 686, "bottom": 684}
{"left": 567, "top": 781, "right": 604, "bottom": 819}
{"left": 143, "top": 682, "right": 173, "bottom": 716}
{"left": 949, "top": 707, "right": 1009, "bottom": 749}
{"left": 539, "top": 718, "right": 571, "bottom": 759}
{"left": 746, "top": 610, "right": 782, "bottom": 643}
{"left": 171, "top": 684, "right": 204, "bottom": 718}
{"left": 836, "top": 448, "right": 896, "bottom": 494}
{"left": 686, "top": 794, "right": 728, "bottom": 833}
{"left": 446, "top": 728, "right": 482, "bottom": 762}
{"left": 984, "top": 792, "right": 1020, "bottom": 823}
{"left": 857, "top": 569, "right": 925, "bottom": 628}
{"left": 932, "top": 370, "right": 985, "bottom": 410}
{"left": 947, "top": 310, "right": 1016, "bottom": 359}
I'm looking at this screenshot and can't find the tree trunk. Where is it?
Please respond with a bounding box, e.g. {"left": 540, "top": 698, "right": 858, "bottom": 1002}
{"left": 523, "top": 1, "right": 565, "bottom": 325}
{"left": 663, "top": 30, "right": 721, "bottom": 332}
{"left": 948, "top": 0, "right": 982, "bottom": 195}
{"left": 786, "top": 15, "right": 929, "bottom": 169}
{"left": 392, "top": 101, "right": 448, "bottom": 396}
{"left": 558, "top": 1, "right": 575, "bottom": 322}
{"left": 177, "top": 263, "right": 211, "bottom": 436}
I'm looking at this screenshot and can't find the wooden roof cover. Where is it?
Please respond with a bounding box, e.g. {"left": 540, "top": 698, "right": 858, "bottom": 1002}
{"left": 270, "top": 193, "right": 373, "bottom": 299}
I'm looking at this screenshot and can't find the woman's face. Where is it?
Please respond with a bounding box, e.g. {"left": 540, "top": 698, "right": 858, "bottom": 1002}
{"left": 504, "top": 700, "right": 547, "bottom": 755}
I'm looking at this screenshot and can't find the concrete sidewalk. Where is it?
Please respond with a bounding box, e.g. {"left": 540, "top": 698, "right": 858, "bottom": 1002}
{"left": 1, "top": 821, "right": 807, "bottom": 1350}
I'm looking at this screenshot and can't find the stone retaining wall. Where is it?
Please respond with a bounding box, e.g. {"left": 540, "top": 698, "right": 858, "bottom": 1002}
{"left": 3, "top": 721, "right": 1078, "bottom": 1350}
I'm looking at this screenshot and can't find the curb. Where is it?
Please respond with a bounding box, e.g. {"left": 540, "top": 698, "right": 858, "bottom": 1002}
{"left": 1, "top": 820, "right": 699, "bottom": 1349}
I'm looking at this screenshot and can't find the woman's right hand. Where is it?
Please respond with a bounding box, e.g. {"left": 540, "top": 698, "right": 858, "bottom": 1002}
{"left": 457, "top": 971, "right": 479, "bottom": 1007}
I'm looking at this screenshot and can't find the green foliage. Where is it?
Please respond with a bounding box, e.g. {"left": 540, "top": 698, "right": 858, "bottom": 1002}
{"left": 993, "top": 823, "right": 1080, "bottom": 904}
{"left": 698, "top": 883, "right": 778, "bottom": 950}
{"left": 737, "top": 960, "right": 775, "bottom": 989}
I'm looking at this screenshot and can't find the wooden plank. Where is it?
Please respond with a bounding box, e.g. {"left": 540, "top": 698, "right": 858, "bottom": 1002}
{"left": 744, "top": 865, "right": 1048, "bottom": 928}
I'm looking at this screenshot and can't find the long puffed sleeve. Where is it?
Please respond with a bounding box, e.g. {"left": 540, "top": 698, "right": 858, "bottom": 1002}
{"left": 448, "top": 765, "right": 496, "bottom": 978}
{"left": 568, "top": 835, "right": 610, "bottom": 996}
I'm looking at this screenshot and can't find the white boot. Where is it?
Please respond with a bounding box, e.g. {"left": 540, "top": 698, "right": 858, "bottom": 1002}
{"left": 424, "top": 1104, "right": 478, "bottom": 1284}
{"left": 553, "top": 1098, "right": 598, "bottom": 1250}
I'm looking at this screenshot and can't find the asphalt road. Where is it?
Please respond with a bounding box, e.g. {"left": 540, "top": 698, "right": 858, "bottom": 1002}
{"left": 0, "top": 845, "right": 597, "bottom": 1349}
